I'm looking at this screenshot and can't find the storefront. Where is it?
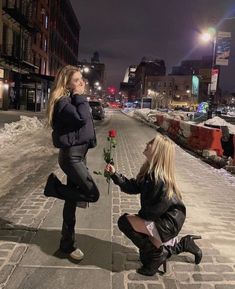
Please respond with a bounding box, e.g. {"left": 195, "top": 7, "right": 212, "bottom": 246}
{"left": 0, "top": 68, "right": 10, "bottom": 110}
{"left": 11, "top": 72, "right": 54, "bottom": 111}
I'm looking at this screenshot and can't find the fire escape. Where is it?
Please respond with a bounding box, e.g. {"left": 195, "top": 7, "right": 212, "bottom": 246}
{"left": 0, "top": 0, "right": 40, "bottom": 72}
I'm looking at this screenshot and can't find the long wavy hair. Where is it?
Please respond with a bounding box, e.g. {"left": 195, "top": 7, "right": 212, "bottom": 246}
{"left": 137, "top": 134, "right": 182, "bottom": 200}
{"left": 46, "top": 65, "right": 83, "bottom": 127}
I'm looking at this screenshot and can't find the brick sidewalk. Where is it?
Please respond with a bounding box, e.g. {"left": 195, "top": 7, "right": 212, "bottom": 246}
{"left": 0, "top": 168, "right": 64, "bottom": 288}
{"left": 0, "top": 111, "right": 234, "bottom": 289}
{"left": 110, "top": 113, "right": 235, "bottom": 289}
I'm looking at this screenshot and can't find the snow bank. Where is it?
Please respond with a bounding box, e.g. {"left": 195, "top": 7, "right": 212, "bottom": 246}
{"left": 200, "top": 116, "right": 235, "bottom": 134}
{"left": 0, "top": 116, "right": 44, "bottom": 149}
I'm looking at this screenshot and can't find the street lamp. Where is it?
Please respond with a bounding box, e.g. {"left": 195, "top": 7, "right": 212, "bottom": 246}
{"left": 83, "top": 67, "right": 90, "bottom": 74}
{"left": 199, "top": 27, "right": 217, "bottom": 119}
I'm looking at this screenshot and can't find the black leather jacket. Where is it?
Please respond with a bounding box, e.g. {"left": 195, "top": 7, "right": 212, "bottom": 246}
{"left": 111, "top": 172, "right": 186, "bottom": 242}
{"left": 52, "top": 94, "right": 97, "bottom": 149}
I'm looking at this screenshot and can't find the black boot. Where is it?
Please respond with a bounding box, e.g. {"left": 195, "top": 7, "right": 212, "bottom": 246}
{"left": 44, "top": 173, "right": 89, "bottom": 202}
{"left": 44, "top": 173, "right": 64, "bottom": 199}
{"left": 165, "top": 235, "right": 202, "bottom": 264}
{"left": 117, "top": 214, "right": 149, "bottom": 249}
{"left": 137, "top": 245, "right": 168, "bottom": 276}
{"left": 117, "top": 214, "right": 167, "bottom": 275}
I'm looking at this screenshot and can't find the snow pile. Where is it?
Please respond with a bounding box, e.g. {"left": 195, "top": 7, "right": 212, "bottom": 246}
{"left": 200, "top": 116, "right": 235, "bottom": 134}
{"left": 134, "top": 109, "right": 163, "bottom": 123}
{"left": 0, "top": 116, "right": 44, "bottom": 149}
{"left": 122, "top": 108, "right": 136, "bottom": 117}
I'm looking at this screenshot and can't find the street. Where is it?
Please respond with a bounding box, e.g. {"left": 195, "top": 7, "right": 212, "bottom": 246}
{"left": 0, "top": 110, "right": 235, "bottom": 289}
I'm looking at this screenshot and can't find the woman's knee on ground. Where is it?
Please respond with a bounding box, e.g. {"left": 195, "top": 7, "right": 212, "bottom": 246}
{"left": 117, "top": 213, "right": 130, "bottom": 233}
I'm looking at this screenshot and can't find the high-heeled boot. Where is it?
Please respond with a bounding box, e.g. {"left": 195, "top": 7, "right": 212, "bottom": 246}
{"left": 137, "top": 245, "right": 168, "bottom": 276}
{"left": 165, "top": 235, "right": 202, "bottom": 264}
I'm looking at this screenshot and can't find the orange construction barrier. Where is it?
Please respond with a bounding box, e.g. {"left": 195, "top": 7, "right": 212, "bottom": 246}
{"left": 188, "top": 125, "right": 201, "bottom": 150}
{"left": 155, "top": 115, "right": 164, "bottom": 126}
{"left": 199, "top": 126, "right": 223, "bottom": 156}
{"left": 187, "top": 125, "right": 223, "bottom": 156}
{"left": 167, "top": 119, "right": 180, "bottom": 139}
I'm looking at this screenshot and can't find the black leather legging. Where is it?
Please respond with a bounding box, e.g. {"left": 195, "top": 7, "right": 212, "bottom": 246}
{"left": 58, "top": 144, "right": 100, "bottom": 253}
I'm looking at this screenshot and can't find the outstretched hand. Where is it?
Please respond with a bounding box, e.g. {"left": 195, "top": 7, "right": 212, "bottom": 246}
{"left": 105, "top": 164, "right": 116, "bottom": 175}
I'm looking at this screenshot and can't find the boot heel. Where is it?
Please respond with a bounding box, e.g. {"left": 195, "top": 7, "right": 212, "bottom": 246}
{"left": 162, "top": 260, "right": 167, "bottom": 273}
{"left": 191, "top": 235, "right": 202, "bottom": 240}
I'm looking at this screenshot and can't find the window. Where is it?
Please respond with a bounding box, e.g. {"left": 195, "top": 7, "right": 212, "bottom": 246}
{"left": 44, "top": 38, "right": 47, "bottom": 52}
{"left": 41, "top": 58, "right": 46, "bottom": 75}
{"left": 45, "top": 15, "right": 48, "bottom": 29}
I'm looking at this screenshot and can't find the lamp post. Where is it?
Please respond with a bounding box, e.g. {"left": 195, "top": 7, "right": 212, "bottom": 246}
{"left": 199, "top": 27, "right": 217, "bottom": 119}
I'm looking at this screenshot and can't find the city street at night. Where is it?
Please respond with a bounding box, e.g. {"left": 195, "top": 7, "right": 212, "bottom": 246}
{"left": 0, "top": 110, "right": 235, "bottom": 289}
{"left": 1, "top": 0, "right": 235, "bottom": 288}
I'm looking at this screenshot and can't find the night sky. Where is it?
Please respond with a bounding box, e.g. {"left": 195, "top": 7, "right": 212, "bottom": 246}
{"left": 71, "top": 0, "right": 235, "bottom": 92}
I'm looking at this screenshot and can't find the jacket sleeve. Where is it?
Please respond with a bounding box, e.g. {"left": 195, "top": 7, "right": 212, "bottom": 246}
{"left": 71, "top": 94, "right": 91, "bottom": 124}
{"left": 110, "top": 172, "right": 140, "bottom": 194}
{"left": 59, "top": 102, "right": 86, "bottom": 127}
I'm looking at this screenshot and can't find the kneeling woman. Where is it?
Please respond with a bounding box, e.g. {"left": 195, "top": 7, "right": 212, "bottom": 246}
{"left": 105, "top": 134, "right": 202, "bottom": 276}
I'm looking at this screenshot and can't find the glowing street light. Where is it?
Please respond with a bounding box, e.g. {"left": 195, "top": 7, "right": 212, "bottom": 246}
{"left": 200, "top": 32, "right": 213, "bottom": 42}
{"left": 199, "top": 27, "right": 216, "bottom": 43}
{"left": 83, "top": 67, "right": 90, "bottom": 73}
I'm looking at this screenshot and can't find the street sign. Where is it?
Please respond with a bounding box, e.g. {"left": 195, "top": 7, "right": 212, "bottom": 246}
{"left": 215, "top": 31, "right": 232, "bottom": 66}
{"left": 210, "top": 68, "right": 219, "bottom": 93}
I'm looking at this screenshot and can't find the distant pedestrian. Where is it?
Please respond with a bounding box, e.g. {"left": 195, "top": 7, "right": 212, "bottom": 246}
{"left": 105, "top": 134, "right": 202, "bottom": 276}
{"left": 44, "top": 65, "right": 100, "bottom": 261}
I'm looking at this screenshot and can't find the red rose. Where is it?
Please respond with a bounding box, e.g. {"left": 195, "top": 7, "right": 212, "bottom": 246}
{"left": 109, "top": 129, "right": 116, "bottom": 138}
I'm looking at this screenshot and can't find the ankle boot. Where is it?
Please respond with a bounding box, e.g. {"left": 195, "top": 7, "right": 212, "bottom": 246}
{"left": 165, "top": 235, "right": 202, "bottom": 264}
{"left": 137, "top": 245, "right": 168, "bottom": 276}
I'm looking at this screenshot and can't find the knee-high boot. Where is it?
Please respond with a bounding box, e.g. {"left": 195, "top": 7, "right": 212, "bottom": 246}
{"left": 118, "top": 214, "right": 168, "bottom": 276}
{"left": 165, "top": 235, "right": 202, "bottom": 264}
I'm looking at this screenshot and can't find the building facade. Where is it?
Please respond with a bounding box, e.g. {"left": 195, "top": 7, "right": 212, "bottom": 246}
{"left": 0, "top": 0, "right": 80, "bottom": 111}
{"left": 171, "top": 57, "right": 213, "bottom": 103}
{"left": 77, "top": 52, "right": 105, "bottom": 97}
{"left": 134, "top": 58, "right": 166, "bottom": 100}
{"left": 119, "top": 65, "right": 137, "bottom": 101}
{"left": 49, "top": 0, "right": 80, "bottom": 76}
{"left": 144, "top": 75, "right": 198, "bottom": 110}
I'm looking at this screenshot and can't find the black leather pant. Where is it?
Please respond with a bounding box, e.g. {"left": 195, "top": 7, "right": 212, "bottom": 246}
{"left": 58, "top": 144, "right": 100, "bottom": 253}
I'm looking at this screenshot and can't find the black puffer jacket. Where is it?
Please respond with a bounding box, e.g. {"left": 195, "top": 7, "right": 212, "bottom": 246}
{"left": 111, "top": 172, "right": 186, "bottom": 242}
{"left": 52, "top": 94, "right": 96, "bottom": 149}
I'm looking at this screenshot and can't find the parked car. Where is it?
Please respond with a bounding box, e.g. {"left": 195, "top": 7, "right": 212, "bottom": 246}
{"left": 107, "top": 101, "right": 122, "bottom": 109}
{"left": 89, "top": 101, "right": 105, "bottom": 120}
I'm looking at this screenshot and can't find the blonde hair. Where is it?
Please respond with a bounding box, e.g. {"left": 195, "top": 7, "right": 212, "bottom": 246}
{"left": 137, "top": 134, "right": 182, "bottom": 200}
{"left": 46, "top": 65, "right": 83, "bottom": 127}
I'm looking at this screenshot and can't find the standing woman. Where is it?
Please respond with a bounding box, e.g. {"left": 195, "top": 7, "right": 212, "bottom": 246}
{"left": 105, "top": 134, "right": 202, "bottom": 276}
{"left": 44, "top": 65, "right": 100, "bottom": 260}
